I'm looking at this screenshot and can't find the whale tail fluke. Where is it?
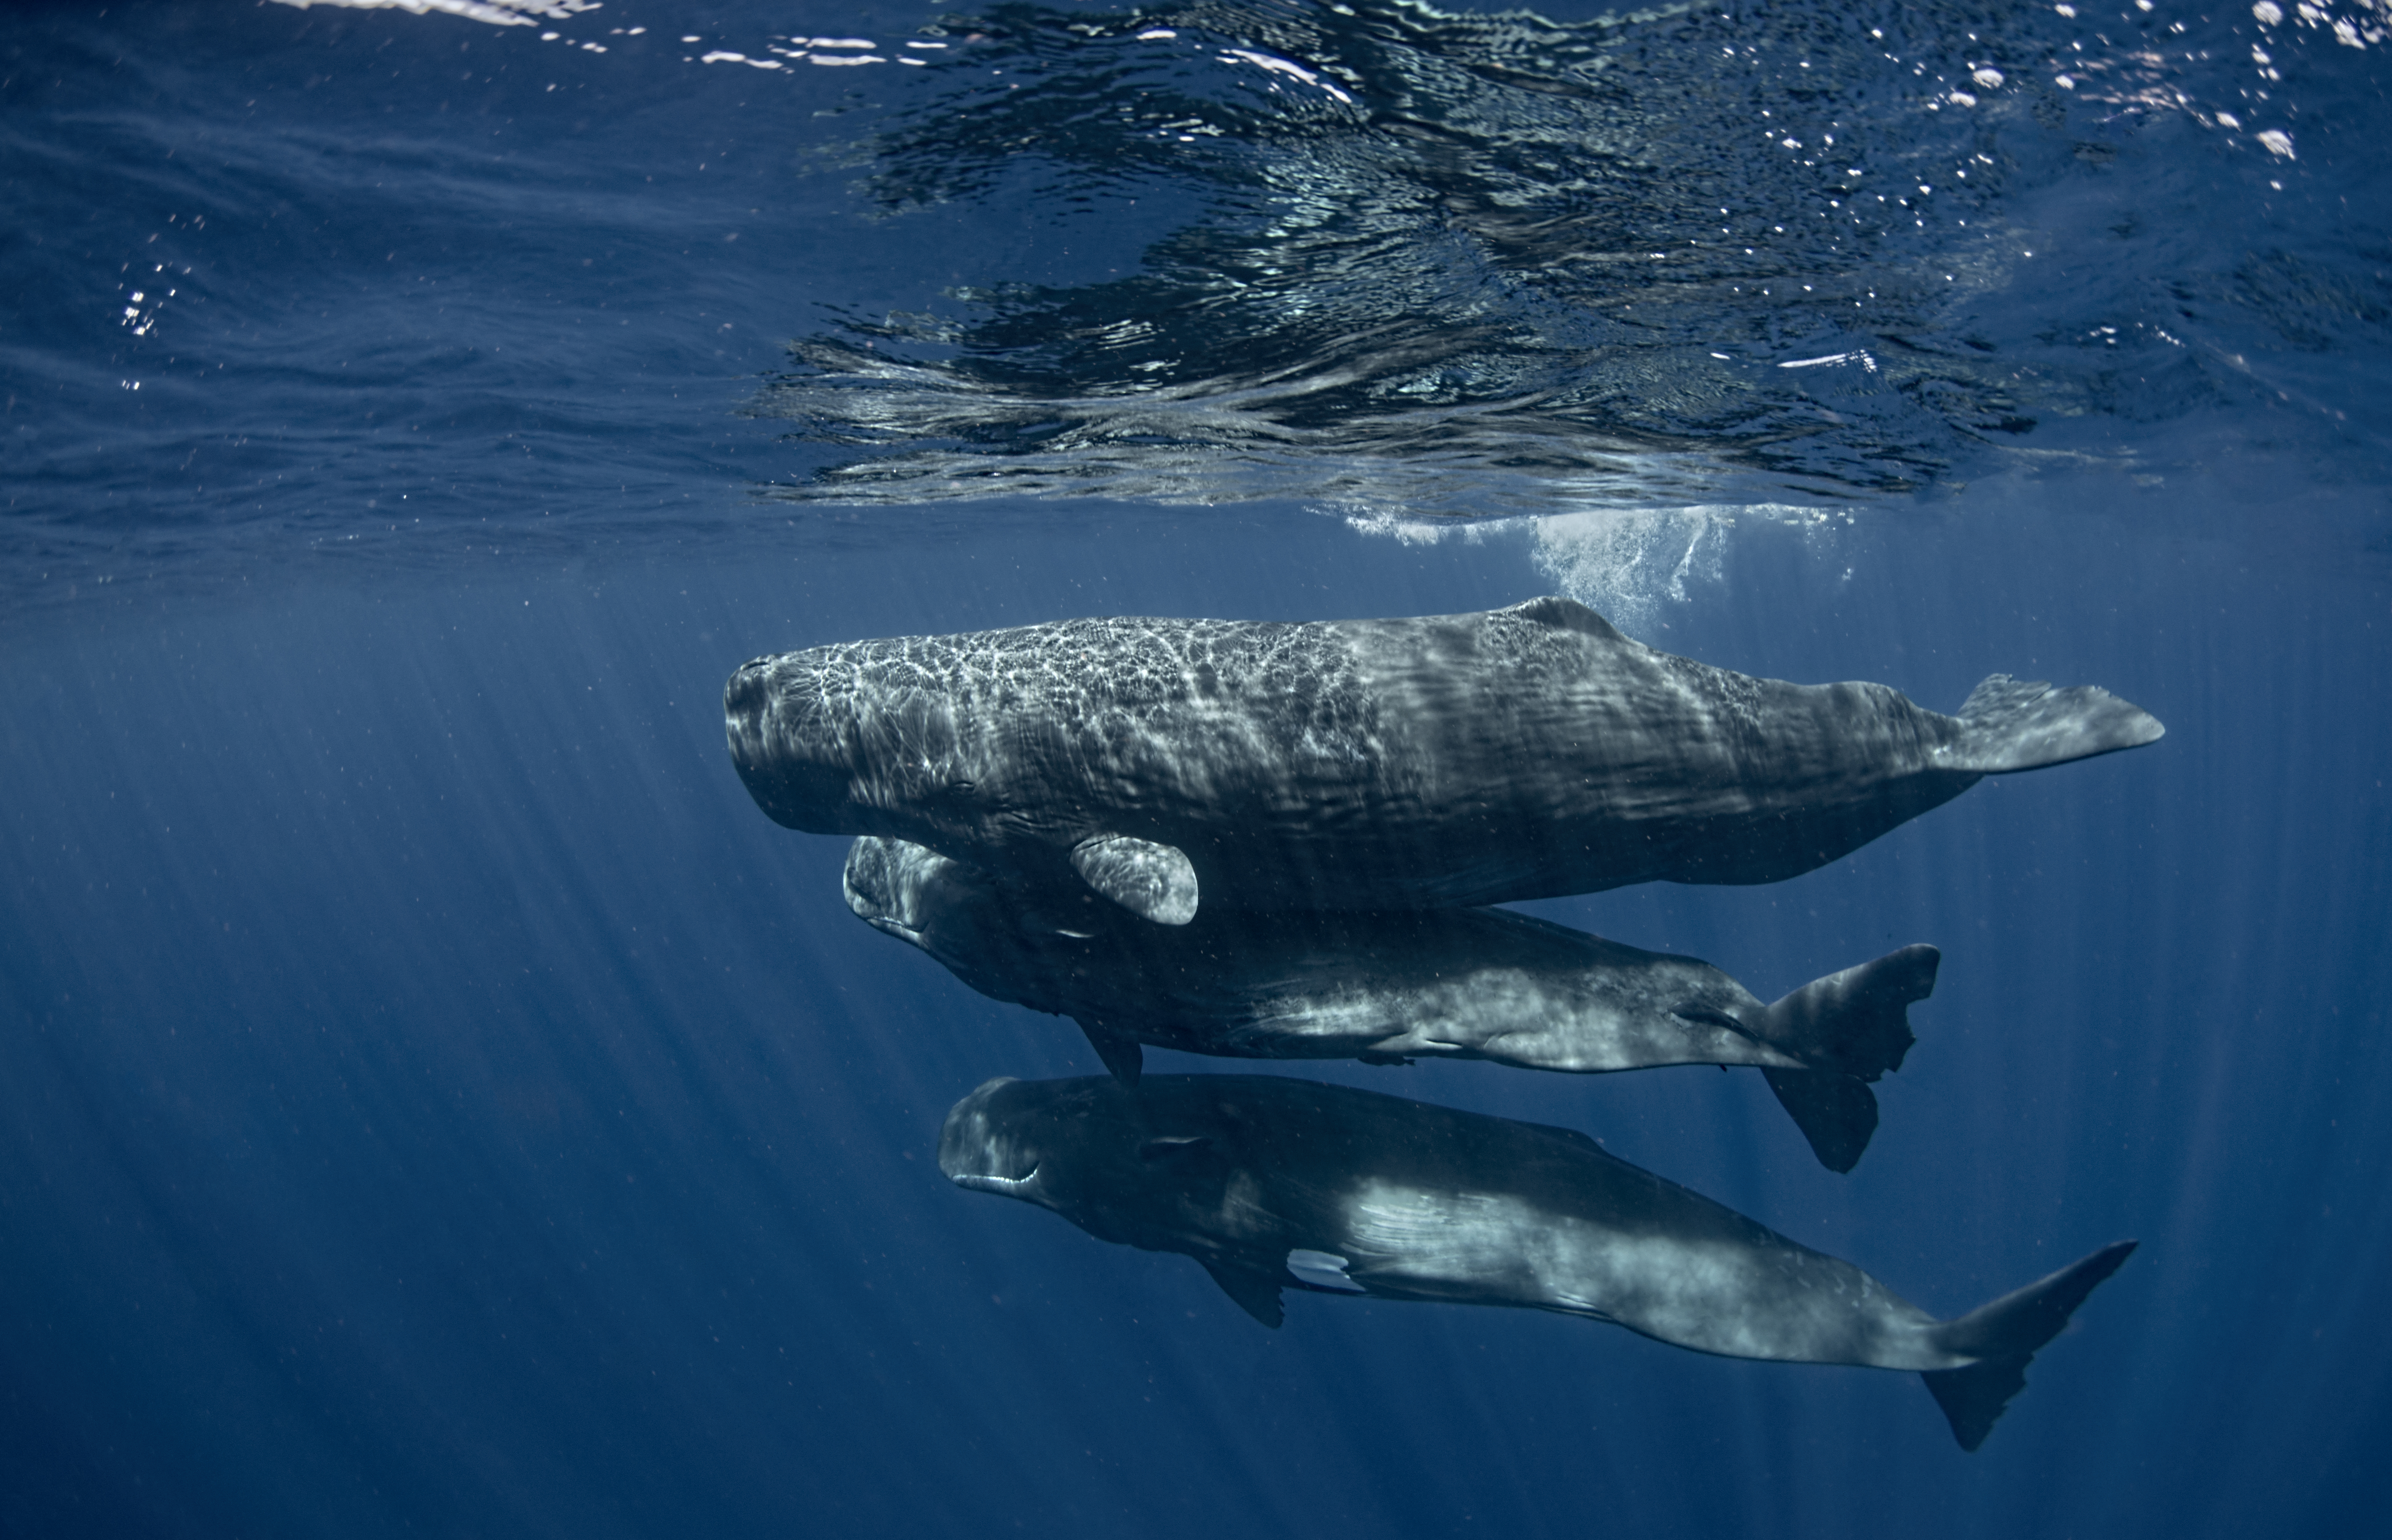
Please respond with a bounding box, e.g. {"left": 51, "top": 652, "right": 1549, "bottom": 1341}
{"left": 1750, "top": 944, "right": 1937, "bottom": 1173}
{"left": 1759, "top": 943, "right": 1939, "bottom": 1080}
{"left": 1921, "top": 1240, "right": 2138, "bottom": 1450}
{"left": 1946, "top": 674, "right": 2165, "bottom": 774}
{"left": 1759, "top": 1069, "right": 1877, "bottom": 1173}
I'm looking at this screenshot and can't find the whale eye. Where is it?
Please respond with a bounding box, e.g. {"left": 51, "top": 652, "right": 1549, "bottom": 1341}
{"left": 946, "top": 780, "right": 976, "bottom": 797}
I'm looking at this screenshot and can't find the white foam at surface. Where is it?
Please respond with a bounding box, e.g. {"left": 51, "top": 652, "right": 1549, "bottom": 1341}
{"left": 1529, "top": 508, "right": 1735, "bottom": 628}
{"left": 270, "top": 0, "right": 600, "bottom": 25}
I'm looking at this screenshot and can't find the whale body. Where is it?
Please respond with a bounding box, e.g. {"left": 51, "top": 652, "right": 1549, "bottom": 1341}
{"left": 848, "top": 834, "right": 1938, "bottom": 1171}
{"left": 726, "top": 597, "right": 2164, "bottom": 924}
{"left": 940, "top": 1073, "right": 2136, "bottom": 1450}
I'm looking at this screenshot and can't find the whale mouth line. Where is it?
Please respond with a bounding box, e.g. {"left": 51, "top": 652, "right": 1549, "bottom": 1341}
{"left": 952, "top": 1164, "right": 1039, "bottom": 1194}
{"left": 862, "top": 915, "right": 927, "bottom": 945}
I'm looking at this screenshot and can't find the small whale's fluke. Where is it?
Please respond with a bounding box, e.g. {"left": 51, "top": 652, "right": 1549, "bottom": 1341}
{"left": 1751, "top": 943, "right": 1939, "bottom": 1172}
{"left": 1759, "top": 1069, "right": 1880, "bottom": 1175}
{"left": 1756, "top": 942, "right": 1937, "bottom": 1079}
{"left": 1922, "top": 1240, "right": 2141, "bottom": 1450}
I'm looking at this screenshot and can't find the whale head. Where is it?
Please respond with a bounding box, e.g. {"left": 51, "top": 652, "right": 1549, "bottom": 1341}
{"left": 843, "top": 834, "right": 1125, "bottom": 984}
{"left": 938, "top": 1077, "right": 1051, "bottom": 1199}
{"left": 938, "top": 1077, "right": 1230, "bottom": 1245}
{"left": 841, "top": 835, "right": 961, "bottom": 944}
{"left": 724, "top": 648, "right": 1001, "bottom": 842}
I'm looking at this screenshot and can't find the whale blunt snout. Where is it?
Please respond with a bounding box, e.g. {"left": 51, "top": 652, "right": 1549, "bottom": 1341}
{"left": 842, "top": 836, "right": 949, "bottom": 932}
{"left": 938, "top": 1078, "right": 1042, "bottom": 1195}
{"left": 723, "top": 656, "right": 869, "bottom": 834}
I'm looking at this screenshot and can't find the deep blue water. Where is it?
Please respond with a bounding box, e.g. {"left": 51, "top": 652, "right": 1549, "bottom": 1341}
{"left": 4, "top": 1, "right": 2389, "bottom": 1536}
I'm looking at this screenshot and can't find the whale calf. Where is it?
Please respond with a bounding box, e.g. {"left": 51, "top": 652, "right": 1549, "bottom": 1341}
{"left": 727, "top": 597, "right": 2163, "bottom": 924}
{"left": 848, "top": 835, "right": 1938, "bottom": 1171}
{"left": 940, "top": 1074, "right": 2136, "bottom": 1450}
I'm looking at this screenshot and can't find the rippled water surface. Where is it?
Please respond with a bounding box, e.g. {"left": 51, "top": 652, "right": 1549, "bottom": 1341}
{"left": 3, "top": 2, "right": 2389, "bottom": 1537}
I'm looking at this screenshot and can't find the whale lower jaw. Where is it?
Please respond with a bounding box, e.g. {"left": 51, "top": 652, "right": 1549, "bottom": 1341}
{"left": 861, "top": 915, "right": 929, "bottom": 947}
{"left": 951, "top": 1167, "right": 1039, "bottom": 1195}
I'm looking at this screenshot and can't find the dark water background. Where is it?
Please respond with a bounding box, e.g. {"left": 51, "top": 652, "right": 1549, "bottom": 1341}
{"left": 4, "top": 2, "right": 2390, "bottom": 1536}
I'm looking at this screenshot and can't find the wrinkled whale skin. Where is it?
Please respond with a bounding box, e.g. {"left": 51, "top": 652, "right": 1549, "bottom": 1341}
{"left": 847, "top": 834, "right": 1935, "bottom": 1170}
{"left": 941, "top": 1074, "right": 2136, "bottom": 1449}
{"left": 845, "top": 835, "right": 1810, "bottom": 1068}
{"left": 726, "top": 597, "right": 2164, "bottom": 917}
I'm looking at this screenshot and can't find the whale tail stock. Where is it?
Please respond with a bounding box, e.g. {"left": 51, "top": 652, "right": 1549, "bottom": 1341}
{"left": 1753, "top": 944, "right": 1940, "bottom": 1173}
{"left": 1921, "top": 1240, "right": 2139, "bottom": 1450}
{"left": 1943, "top": 674, "right": 2165, "bottom": 775}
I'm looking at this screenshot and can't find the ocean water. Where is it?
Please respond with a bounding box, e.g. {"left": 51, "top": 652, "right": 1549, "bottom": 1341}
{"left": 2, "top": 1, "right": 2387, "bottom": 1535}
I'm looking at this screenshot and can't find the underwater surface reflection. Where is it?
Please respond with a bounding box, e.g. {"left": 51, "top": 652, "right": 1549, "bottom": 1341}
{"left": 754, "top": 0, "right": 2389, "bottom": 509}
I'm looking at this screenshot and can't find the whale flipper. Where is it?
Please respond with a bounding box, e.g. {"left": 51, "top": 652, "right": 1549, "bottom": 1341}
{"left": 1080, "top": 1024, "right": 1144, "bottom": 1087}
{"left": 1071, "top": 835, "right": 1200, "bottom": 925}
{"left": 1921, "top": 1240, "right": 2139, "bottom": 1450}
{"left": 1201, "top": 1260, "right": 1286, "bottom": 1328}
{"left": 1760, "top": 1068, "right": 1880, "bottom": 1173}
{"left": 1944, "top": 674, "right": 2165, "bottom": 774}
{"left": 1759, "top": 943, "right": 1939, "bottom": 1081}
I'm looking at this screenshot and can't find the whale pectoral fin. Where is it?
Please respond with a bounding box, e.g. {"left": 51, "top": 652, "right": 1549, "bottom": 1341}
{"left": 1199, "top": 1260, "right": 1285, "bottom": 1329}
{"left": 1070, "top": 835, "right": 1198, "bottom": 925}
{"left": 1078, "top": 1023, "right": 1144, "bottom": 1087}
{"left": 1760, "top": 1068, "right": 1880, "bottom": 1173}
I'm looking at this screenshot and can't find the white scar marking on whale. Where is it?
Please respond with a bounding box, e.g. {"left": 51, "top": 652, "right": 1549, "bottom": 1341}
{"left": 1334, "top": 1179, "right": 1947, "bottom": 1364}
{"left": 1341, "top": 1180, "right": 1798, "bottom": 1356}
{"left": 1285, "top": 1249, "right": 1367, "bottom": 1291}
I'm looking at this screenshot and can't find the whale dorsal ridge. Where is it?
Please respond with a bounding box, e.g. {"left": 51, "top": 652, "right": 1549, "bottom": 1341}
{"left": 1070, "top": 835, "right": 1199, "bottom": 925}
{"left": 1506, "top": 596, "right": 1628, "bottom": 642}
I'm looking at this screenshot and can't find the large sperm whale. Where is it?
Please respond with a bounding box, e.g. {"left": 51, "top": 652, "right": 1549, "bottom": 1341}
{"left": 846, "top": 834, "right": 1938, "bottom": 1171}
{"left": 939, "top": 1073, "right": 2136, "bottom": 1450}
{"left": 726, "top": 597, "right": 2163, "bottom": 924}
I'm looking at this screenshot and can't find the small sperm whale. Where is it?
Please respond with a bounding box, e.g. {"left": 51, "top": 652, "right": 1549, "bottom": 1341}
{"left": 726, "top": 597, "right": 2162, "bottom": 924}
{"left": 939, "top": 1073, "right": 2137, "bottom": 1450}
{"left": 847, "top": 835, "right": 1938, "bottom": 1171}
